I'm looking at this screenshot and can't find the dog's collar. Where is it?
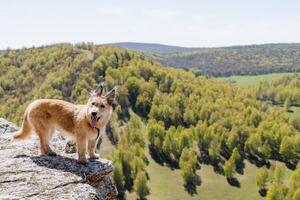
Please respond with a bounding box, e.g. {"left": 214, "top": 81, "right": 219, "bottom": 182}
{"left": 96, "top": 128, "right": 100, "bottom": 141}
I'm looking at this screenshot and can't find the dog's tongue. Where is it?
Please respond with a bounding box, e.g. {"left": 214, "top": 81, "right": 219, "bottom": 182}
{"left": 91, "top": 118, "right": 98, "bottom": 128}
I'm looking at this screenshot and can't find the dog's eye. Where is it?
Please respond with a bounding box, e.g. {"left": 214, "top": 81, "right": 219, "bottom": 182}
{"left": 100, "top": 104, "right": 105, "bottom": 108}
{"left": 92, "top": 102, "right": 96, "bottom": 106}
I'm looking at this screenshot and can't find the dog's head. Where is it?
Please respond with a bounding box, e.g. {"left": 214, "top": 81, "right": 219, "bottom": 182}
{"left": 86, "top": 83, "right": 116, "bottom": 128}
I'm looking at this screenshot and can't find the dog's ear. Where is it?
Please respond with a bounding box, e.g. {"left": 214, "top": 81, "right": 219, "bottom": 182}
{"left": 105, "top": 86, "right": 117, "bottom": 105}
{"left": 95, "top": 82, "right": 105, "bottom": 96}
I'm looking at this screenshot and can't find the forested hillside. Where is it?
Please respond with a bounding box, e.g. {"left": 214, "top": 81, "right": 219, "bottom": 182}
{"left": 0, "top": 43, "right": 299, "bottom": 199}
{"left": 111, "top": 42, "right": 195, "bottom": 54}
{"left": 113, "top": 43, "right": 300, "bottom": 76}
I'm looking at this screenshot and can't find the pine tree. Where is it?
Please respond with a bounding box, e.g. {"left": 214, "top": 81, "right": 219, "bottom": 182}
{"left": 224, "top": 159, "right": 236, "bottom": 179}
{"left": 280, "top": 136, "right": 296, "bottom": 162}
{"left": 284, "top": 97, "right": 291, "bottom": 111}
{"left": 256, "top": 168, "right": 269, "bottom": 190}
{"left": 112, "top": 161, "right": 125, "bottom": 197}
{"left": 292, "top": 189, "right": 300, "bottom": 200}
{"left": 265, "top": 183, "right": 288, "bottom": 200}
{"left": 231, "top": 147, "right": 241, "bottom": 165}
{"left": 274, "top": 165, "right": 285, "bottom": 184}
{"left": 179, "top": 148, "right": 199, "bottom": 187}
{"left": 133, "top": 172, "right": 150, "bottom": 200}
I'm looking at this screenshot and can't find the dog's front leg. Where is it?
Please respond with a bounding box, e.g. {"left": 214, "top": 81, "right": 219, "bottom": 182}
{"left": 88, "top": 128, "right": 104, "bottom": 159}
{"left": 76, "top": 136, "right": 87, "bottom": 164}
{"left": 88, "top": 138, "right": 99, "bottom": 159}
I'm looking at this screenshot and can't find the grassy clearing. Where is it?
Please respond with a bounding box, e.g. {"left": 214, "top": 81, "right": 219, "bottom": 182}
{"left": 98, "top": 119, "right": 292, "bottom": 200}
{"left": 289, "top": 106, "right": 300, "bottom": 118}
{"left": 221, "top": 72, "right": 300, "bottom": 118}
{"left": 220, "top": 72, "right": 298, "bottom": 87}
{"left": 146, "top": 156, "right": 263, "bottom": 200}
{"left": 98, "top": 107, "right": 294, "bottom": 200}
{"left": 129, "top": 147, "right": 292, "bottom": 200}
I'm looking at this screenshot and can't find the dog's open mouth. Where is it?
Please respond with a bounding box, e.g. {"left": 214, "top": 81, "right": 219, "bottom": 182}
{"left": 90, "top": 116, "right": 100, "bottom": 128}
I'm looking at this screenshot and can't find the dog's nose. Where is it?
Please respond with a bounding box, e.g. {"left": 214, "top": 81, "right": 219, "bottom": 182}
{"left": 91, "top": 112, "right": 97, "bottom": 116}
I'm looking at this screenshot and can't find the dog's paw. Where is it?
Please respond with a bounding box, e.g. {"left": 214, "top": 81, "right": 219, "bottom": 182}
{"left": 47, "top": 151, "right": 57, "bottom": 156}
{"left": 78, "top": 158, "right": 88, "bottom": 165}
{"left": 89, "top": 153, "right": 99, "bottom": 160}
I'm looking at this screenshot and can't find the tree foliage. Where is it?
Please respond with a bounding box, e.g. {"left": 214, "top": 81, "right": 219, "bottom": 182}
{"left": 133, "top": 172, "right": 150, "bottom": 200}
{"left": 257, "top": 162, "right": 300, "bottom": 199}
{"left": 257, "top": 74, "right": 300, "bottom": 108}
{"left": 148, "top": 43, "right": 300, "bottom": 76}
{"left": 256, "top": 168, "right": 269, "bottom": 190}
{"left": 1, "top": 43, "right": 299, "bottom": 198}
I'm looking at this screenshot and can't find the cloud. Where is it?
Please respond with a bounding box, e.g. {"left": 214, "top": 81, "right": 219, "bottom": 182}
{"left": 96, "top": 6, "right": 126, "bottom": 16}
{"left": 141, "top": 9, "right": 181, "bottom": 18}
{"left": 193, "top": 14, "right": 217, "bottom": 22}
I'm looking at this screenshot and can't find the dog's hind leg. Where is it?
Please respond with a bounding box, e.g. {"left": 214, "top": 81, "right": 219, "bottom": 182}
{"left": 31, "top": 121, "right": 56, "bottom": 156}
{"left": 45, "top": 127, "right": 57, "bottom": 156}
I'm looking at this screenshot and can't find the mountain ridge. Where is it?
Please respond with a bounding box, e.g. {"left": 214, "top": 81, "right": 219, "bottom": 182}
{"left": 109, "top": 42, "right": 300, "bottom": 76}
{"left": 109, "top": 42, "right": 300, "bottom": 53}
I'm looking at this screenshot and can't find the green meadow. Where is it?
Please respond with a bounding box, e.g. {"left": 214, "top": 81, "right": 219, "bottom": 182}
{"left": 220, "top": 72, "right": 298, "bottom": 87}
{"left": 99, "top": 110, "right": 293, "bottom": 200}
{"left": 144, "top": 153, "right": 267, "bottom": 200}
{"left": 288, "top": 106, "right": 300, "bottom": 118}
{"left": 221, "top": 72, "right": 300, "bottom": 118}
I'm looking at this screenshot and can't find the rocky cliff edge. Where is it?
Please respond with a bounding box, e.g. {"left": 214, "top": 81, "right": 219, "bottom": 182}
{"left": 0, "top": 118, "right": 117, "bottom": 200}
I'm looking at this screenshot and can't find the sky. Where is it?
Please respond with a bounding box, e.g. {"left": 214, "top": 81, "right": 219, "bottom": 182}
{"left": 1, "top": 0, "right": 300, "bottom": 49}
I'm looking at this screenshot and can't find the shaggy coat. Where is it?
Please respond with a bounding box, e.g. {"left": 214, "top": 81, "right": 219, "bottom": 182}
{"left": 13, "top": 84, "right": 116, "bottom": 164}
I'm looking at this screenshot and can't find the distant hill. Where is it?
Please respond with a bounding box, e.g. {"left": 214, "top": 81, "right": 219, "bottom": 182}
{"left": 110, "top": 42, "right": 197, "bottom": 54}
{"left": 110, "top": 42, "right": 300, "bottom": 76}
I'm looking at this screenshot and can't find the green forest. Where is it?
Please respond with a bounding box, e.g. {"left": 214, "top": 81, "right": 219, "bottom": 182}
{"left": 0, "top": 43, "right": 299, "bottom": 200}
{"left": 115, "top": 43, "right": 300, "bottom": 76}
{"left": 257, "top": 74, "right": 300, "bottom": 108}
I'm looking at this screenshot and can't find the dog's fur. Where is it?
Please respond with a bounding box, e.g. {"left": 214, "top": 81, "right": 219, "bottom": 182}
{"left": 13, "top": 84, "right": 116, "bottom": 164}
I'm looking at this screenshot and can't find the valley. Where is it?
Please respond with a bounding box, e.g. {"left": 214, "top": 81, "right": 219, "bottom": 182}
{"left": 1, "top": 44, "right": 299, "bottom": 200}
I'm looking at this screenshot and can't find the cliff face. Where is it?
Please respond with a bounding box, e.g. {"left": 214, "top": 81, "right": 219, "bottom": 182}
{"left": 0, "top": 118, "right": 117, "bottom": 200}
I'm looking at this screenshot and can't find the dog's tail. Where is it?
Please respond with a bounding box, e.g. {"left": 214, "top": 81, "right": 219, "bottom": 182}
{"left": 13, "top": 112, "right": 32, "bottom": 140}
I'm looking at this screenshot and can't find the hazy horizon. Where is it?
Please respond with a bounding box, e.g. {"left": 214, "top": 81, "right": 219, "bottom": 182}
{"left": 1, "top": 0, "right": 300, "bottom": 49}
{"left": 3, "top": 41, "right": 300, "bottom": 51}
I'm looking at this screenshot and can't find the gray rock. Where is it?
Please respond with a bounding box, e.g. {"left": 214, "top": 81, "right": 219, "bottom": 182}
{"left": 0, "top": 118, "right": 117, "bottom": 200}
{"left": 0, "top": 118, "right": 19, "bottom": 134}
